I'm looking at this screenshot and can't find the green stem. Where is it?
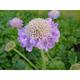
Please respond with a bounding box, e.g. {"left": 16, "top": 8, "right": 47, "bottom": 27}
{"left": 13, "top": 48, "right": 37, "bottom": 69}
{"left": 41, "top": 50, "right": 46, "bottom": 70}
{"left": 46, "top": 52, "right": 52, "bottom": 60}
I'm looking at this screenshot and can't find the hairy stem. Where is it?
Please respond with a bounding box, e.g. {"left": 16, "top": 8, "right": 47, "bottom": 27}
{"left": 13, "top": 48, "right": 37, "bottom": 69}
{"left": 41, "top": 50, "right": 46, "bottom": 70}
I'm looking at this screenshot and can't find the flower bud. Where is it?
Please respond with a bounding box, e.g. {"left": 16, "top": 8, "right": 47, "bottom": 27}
{"left": 70, "top": 63, "right": 80, "bottom": 70}
{"left": 5, "top": 41, "right": 16, "bottom": 52}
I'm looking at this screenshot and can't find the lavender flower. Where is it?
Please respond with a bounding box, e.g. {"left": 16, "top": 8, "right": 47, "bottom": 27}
{"left": 48, "top": 10, "right": 60, "bottom": 19}
{"left": 18, "top": 18, "right": 60, "bottom": 52}
{"left": 9, "top": 17, "right": 23, "bottom": 29}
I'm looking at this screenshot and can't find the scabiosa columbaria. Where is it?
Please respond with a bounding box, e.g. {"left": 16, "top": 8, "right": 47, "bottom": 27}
{"left": 18, "top": 18, "right": 60, "bottom": 52}
{"left": 48, "top": 10, "right": 60, "bottom": 19}
{"left": 9, "top": 17, "right": 23, "bottom": 29}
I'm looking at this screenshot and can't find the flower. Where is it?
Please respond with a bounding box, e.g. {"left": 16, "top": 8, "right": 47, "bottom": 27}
{"left": 9, "top": 17, "right": 23, "bottom": 29}
{"left": 48, "top": 10, "right": 60, "bottom": 19}
{"left": 18, "top": 18, "right": 60, "bottom": 52}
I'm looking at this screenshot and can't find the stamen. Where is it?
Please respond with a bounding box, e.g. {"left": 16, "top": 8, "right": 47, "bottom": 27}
{"left": 25, "top": 18, "right": 51, "bottom": 39}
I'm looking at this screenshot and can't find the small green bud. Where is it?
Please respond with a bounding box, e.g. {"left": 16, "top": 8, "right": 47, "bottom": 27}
{"left": 5, "top": 41, "right": 16, "bottom": 52}
{"left": 70, "top": 63, "right": 80, "bottom": 70}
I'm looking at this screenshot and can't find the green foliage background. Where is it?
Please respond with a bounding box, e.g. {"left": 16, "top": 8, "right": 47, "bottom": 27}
{"left": 0, "top": 10, "right": 80, "bottom": 70}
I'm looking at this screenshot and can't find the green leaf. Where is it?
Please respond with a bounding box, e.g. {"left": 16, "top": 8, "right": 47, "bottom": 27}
{"left": 47, "top": 59, "right": 65, "bottom": 70}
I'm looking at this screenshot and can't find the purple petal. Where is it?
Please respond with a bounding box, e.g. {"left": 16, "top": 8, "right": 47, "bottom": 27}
{"left": 30, "top": 38, "right": 38, "bottom": 46}
{"left": 51, "top": 27, "right": 60, "bottom": 42}
{"left": 26, "top": 38, "right": 33, "bottom": 52}
{"left": 26, "top": 45, "right": 33, "bottom": 52}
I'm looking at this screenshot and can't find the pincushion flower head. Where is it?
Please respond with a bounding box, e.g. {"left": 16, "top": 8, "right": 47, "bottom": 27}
{"left": 48, "top": 10, "right": 60, "bottom": 19}
{"left": 18, "top": 18, "right": 60, "bottom": 52}
{"left": 9, "top": 17, "right": 23, "bottom": 29}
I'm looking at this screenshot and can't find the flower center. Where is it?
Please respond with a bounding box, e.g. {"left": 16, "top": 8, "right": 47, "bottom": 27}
{"left": 25, "top": 18, "right": 51, "bottom": 39}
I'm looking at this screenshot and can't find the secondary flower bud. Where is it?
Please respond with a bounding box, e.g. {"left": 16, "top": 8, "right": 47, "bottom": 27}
{"left": 9, "top": 17, "right": 23, "bottom": 29}
{"left": 48, "top": 10, "right": 60, "bottom": 19}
